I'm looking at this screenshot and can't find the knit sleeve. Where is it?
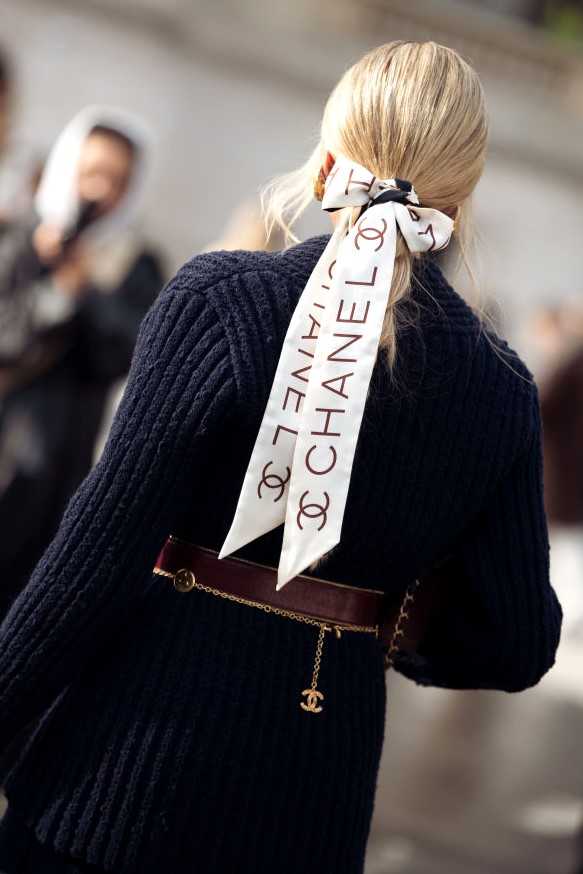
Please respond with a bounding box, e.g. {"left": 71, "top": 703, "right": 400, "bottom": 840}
{"left": 0, "top": 268, "right": 236, "bottom": 751}
{"left": 394, "top": 391, "right": 562, "bottom": 692}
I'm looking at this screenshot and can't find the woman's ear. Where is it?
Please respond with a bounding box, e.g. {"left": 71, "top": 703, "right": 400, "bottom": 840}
{"left": 314, "top": 151, "right": 337, "bottom": 201}
{"left": 323, "top": 151, "right": 336, "bottom": 174}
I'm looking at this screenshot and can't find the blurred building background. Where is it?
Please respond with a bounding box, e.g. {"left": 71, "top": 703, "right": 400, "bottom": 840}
{"left": 1, "top": 0, "right": 583, "bottom": 871}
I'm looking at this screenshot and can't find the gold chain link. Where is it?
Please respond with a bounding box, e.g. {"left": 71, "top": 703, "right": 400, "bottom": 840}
{"left": 311, "top": 624, "right": 327, "bottom": 690}
{"left": 383, "top": 579, "right": 420, "bottom": 670}
{"left": 153, "top": 567, "right": 377, "bottom": 634}
{"left": 300, "top": 623, "right": 330, "bottom": 714}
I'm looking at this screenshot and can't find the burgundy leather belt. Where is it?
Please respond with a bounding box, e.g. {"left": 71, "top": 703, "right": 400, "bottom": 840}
{"left": 154, "top": 537, "right": 384, "bottom": 631}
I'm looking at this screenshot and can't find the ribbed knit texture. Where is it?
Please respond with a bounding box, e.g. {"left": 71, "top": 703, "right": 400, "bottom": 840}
{"left": 0, "top": 236, "right": 561, "bottom": 872}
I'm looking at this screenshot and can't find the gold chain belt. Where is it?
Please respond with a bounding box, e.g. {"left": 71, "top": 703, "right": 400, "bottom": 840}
{"left": 153, "top": 539, "right": 419, "bottom": 714}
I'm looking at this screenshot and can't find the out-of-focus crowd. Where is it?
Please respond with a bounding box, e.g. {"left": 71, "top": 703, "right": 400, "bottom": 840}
{"left": 532, "top": 300, "right": 583, "bottom": 637}
{"left": 0, "top": 48, "right": 165, "bottom": 617}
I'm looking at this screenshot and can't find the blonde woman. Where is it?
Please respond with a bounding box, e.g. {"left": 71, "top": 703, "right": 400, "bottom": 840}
{"left": 0, "top": 42, "right": 560, "bottom": 873}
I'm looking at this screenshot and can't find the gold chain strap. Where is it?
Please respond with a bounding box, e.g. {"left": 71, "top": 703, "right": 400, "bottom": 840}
{"left": 383, "top": 579, "right": 420, "bottom": 670}
{"left": 155, "top": 567, "right": 377, "bottom": 714}
{"left": 153, "top": 568, "right": 375, "bottom": 633}
{"left": 155, "top": 566, "right": 417, "bottom": 713}
{"left": 300, "top": 623, "right": 330, "bottom": 713}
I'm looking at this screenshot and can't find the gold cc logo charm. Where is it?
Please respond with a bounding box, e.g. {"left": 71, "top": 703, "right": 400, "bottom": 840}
{"left": 300, "top": 689, "right": 324, "bottom": 713}
{"left": 173, "top": 568, "right": 196, "bottom": 593}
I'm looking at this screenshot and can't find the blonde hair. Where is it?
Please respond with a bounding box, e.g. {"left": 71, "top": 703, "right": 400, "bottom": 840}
{"left": 262, "top": 41, "right": 489, "bottom": 370}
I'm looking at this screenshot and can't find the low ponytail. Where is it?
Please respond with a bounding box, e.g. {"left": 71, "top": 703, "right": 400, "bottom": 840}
{"left": 262, "top": 40, "right": 489, "bottom": 371}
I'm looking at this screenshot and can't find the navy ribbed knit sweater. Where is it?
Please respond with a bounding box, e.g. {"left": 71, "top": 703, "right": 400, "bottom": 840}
{"left": 0, "top": 236, "right": 561, "bottom": 873}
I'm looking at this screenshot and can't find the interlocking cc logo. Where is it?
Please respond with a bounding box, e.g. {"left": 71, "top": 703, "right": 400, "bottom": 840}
{"left": 301, "top": 689, "right": 324, "bottom": 713}
{"left": 296, "top": 490, "right": 330, "bottom": 531}
{"left": 257, "top": 460, "right": 291, "bottom": 502}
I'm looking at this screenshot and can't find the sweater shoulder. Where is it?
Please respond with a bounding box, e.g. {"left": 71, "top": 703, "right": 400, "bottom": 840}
{"left": 161, "top": 238, "right": 328, "bottom": 416}
{"left": 169, "top": 235, "right": 328, "bottom": 296}
{"left": 413, "top": 257, "right": 535, "bottom": 391}
{"left": 404, "top": 257, "right": 540, "bottom": 466}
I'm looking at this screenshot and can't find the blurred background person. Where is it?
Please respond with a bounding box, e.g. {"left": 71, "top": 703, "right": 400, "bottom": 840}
{"left": 0, "top": 48, "right": 41, "bottom": 226}
{"left": 538, "top": 300, "right": 583, "bottom": 637}
{"left": 0, "top": 105, "right": 164, "bottom": 619}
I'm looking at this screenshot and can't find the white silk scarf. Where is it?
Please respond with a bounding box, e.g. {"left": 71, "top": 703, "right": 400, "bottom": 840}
{"left": 220, "top": 156, "right": 453, "bottom": 589}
